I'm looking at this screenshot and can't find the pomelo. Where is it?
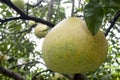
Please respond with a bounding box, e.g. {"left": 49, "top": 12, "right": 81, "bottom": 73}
{"left": 34, "top": 23, "right": 48, "bottom": 38}
{"left": 11, "top": 0, "right": 25, "bottom": 11}
{"left": 42, "top": 17, "right": 108, "bottom": 74}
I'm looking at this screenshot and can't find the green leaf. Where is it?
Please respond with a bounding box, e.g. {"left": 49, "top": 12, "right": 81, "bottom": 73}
{"left": 84, "top": 1, "right": 104, "bottom": 35}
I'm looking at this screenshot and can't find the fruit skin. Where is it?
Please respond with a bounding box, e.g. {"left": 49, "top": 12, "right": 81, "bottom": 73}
{"left": 42, "top": 17, "right": 108, "bottom": 74}
{"left": 34, "top": 23, "right": 48, "bottom": 38}
{"left": 28, "top": 20, "right": 35, "bottom": 26}
{"left": 11, "top": 0, "right": 25, "bottom": 11}
{"left": 0, "top": 54, "right": 9, "bottom": 62}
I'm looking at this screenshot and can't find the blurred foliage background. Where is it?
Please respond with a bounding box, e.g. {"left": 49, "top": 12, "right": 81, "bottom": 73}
{"left": 0, "top": 0, "right": 120, "bottom": 80}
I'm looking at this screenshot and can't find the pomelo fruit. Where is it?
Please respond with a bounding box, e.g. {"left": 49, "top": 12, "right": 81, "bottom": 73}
{"left": 0, "top": 53, "right": 9, "bottom": 62}
{"left": 42, "top": 17, "right": 108, "bottom": 74}
{"left": 28, "top": 20, "right": 35, "bottom": 27}
{"left": 34, "top": 23, "right": 48, "bottom": 38}
{"left": 11, "top": 0, "right": 25, "bottom": 11}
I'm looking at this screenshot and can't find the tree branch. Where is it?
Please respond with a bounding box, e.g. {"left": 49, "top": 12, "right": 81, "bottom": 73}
{"left": 1, "top": 0, "right": 26, "bottom": 16}
{"left": 0, "top": 17, "right": 21, "bottom": 24}
{"left": 105, "top": 11, "right": 120, "bottom": 36}
{"left": 0, "top": 0, "right": 55, "bottom": 27}
{"left": 0, "top": 65, "right": 25, "bottom": 80}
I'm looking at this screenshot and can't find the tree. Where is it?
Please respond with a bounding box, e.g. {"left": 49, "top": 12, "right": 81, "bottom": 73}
{"left": 0, "top": 0, "right": 120, "bottom": 80}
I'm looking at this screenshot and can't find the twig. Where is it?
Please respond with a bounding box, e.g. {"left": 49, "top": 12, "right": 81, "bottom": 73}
{"left": 15, "top": 24, "right": 37, "bottom": 34}
{"left": 0, "top": 16, "right": 54, "bottom": 27}
{"left": 32, "top": 69, "right": 52, "bottom": 80}
{"left": 0, "top": 17, "right": 21, "bottom": 24}
{"left": 105, "top": 11, "right": 120, "bottom": 36}
{"left": 10, "top": 61, "right": 46, "bottom": 69}
{"left": 0, "top": 65, "right": 25, "bottom": 80}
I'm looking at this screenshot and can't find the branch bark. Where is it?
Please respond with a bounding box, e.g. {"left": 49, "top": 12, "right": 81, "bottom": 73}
{"left": 0, "top": 65, "right": 25, "bottom": 80}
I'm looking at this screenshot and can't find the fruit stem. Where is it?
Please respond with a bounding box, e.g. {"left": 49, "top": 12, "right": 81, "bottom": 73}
{"left": 73, "top": 74, "right": 89, "bottom": 80}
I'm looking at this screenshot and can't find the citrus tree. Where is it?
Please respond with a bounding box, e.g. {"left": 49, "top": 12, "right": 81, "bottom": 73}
{"left": 0, "top": 0, "right": 120, "bottom": 80}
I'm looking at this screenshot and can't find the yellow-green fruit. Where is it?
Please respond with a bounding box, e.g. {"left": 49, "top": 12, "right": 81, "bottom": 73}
{"left": 0, "top": 54, "right": 9, "bottom": 62}
{"left": 42, "top": 17, "right": 108, "bottom": 74}
{"left": 28, "top": 20, "right": 35, "bottom": 26}
{"left": 11, "top": 0, "right": 25, "bottom": 11}
{"left": 34, "top": 23, "right": 48, "bottom": 38}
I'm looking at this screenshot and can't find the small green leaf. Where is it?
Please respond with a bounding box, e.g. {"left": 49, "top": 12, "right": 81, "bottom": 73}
{"left": 84, "top": 1, "right": 104, "bottom": 35}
